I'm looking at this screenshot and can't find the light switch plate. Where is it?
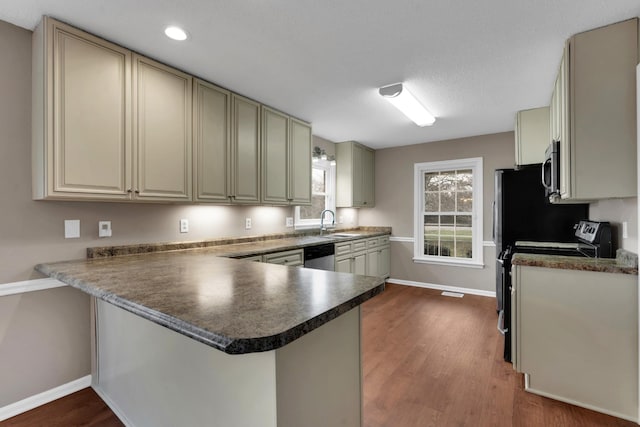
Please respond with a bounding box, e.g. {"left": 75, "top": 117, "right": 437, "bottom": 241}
{"left": 180, "top": 219, "right": 189, "bottom": 233}
{"left": 98, "top": 221, "right": 112, "bottom": 237}
{"left": 64, "top": 219, "right": 80, "bottom": 239}
{"left": 286, "top": 217, "right": 294, "bottom": 227}
{"left": 245, "top": 217, "right": 252, "bottom": 230}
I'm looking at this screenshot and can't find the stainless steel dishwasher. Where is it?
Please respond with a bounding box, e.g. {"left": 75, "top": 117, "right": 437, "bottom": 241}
{"left": 303, "top": 243, "right": 335, "bottom": 271}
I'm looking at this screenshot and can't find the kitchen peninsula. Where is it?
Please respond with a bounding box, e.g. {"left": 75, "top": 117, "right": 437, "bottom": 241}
{"left": 35, "top": 231, "right": 387, "bottom": 427}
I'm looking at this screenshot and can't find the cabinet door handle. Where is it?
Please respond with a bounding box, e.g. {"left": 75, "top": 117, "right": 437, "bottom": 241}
{"left": 134, "top": 190, "right": 140, "bottom": 194}
{"left": 127, "top": 189, "right": 132, "bottom": 193}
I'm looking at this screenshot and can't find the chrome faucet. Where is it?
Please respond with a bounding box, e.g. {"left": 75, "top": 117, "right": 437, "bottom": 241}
{"left": 320, "top": 209, "right": 335, "bottom": 235}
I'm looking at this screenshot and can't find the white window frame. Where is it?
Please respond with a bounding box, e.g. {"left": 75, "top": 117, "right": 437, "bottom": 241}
{"left": 413, "top": 157, "right": 483, "bottom": 268}
{"left": 295, "top": 160, "right": 336, "bottom": 229}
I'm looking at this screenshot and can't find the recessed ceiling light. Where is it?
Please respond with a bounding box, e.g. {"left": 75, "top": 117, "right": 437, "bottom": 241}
{"left": 164, "top": 26, "right": 188, "bottom": 41}
{"left": 379, "top": 83, "right": 436, "bottom": 127}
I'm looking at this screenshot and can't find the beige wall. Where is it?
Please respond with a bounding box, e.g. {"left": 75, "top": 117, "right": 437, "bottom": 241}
{"left": 589, "top": 198, "right": 638, "bottom": 253}
{"left": 359, "top": 132, "right": 515, "bottom": 292}
{"left": 0, "top": 20, "right": 355, "bottom": 408}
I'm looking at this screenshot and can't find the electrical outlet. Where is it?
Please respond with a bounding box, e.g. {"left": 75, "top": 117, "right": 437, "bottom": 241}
{"left": 286, "top": 217, "right": 294, "bottom": 227}
{"left": 180, "top": 219, "right": 189, "bottom": 233}
{"left": 245, "top": 217, "right": 252, "bottom": 230}
{"left": 623, "top": 221, "right": 628, "bottom": 239}
{"left": 98, "top": 221, "right": 112, "bottom": 238}
{"left": 64, "top": 219, "right": 80, "bottom": 239}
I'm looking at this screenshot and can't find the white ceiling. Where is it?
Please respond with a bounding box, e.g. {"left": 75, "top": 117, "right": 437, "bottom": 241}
{"left": 2, "top": 1, "right": 640, "bottom": 149}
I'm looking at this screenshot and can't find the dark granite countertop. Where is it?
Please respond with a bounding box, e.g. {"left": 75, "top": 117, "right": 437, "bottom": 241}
{"left": 512, "top": 251, "right": 638, "bottom": 275}
{"left": 87, "top": 227, "right": 391, "bottom": 259}
{"left": 36, "top": 251, "right": 385, "bottom": 354}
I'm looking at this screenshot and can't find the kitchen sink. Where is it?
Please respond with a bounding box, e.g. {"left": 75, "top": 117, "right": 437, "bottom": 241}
{"left": 328, "top": 233, "right": 361, "bottom": 238}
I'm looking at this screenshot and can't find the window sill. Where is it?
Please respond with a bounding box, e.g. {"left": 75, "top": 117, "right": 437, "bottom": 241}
{"left": 412, "top": 257, "right": 485, "bottom": 269}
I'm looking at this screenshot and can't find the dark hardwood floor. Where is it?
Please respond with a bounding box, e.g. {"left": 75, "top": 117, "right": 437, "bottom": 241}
{"left": 3, "top": 283, "right": 636, "bottom": 426}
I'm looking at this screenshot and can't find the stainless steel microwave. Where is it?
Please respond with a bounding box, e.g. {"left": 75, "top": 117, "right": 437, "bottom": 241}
{"left": 542, "top": 140, "right": 560, "bottom": 198}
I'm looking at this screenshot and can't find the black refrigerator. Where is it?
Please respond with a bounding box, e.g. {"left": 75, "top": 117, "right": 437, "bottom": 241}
{"left": 494, "top": 165, "right": 589, "bottom": 312}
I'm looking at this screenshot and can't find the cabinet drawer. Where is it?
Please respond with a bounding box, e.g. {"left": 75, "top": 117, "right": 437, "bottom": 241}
{"left": 378, "top": 235, "right": 390, "bottom": 246}
{"left": 335, "top": 242, "right": 352, "bottom": 257}
{"left": 367, "top": 238, "right": 379, "bottom": 249}
{"left": 239, "top": 255, "right": 263, "bottom": 262}
{"left": 263, "top": 249, "right": 303, "bottom": 266}
{"left": 352, "top": 239, "right": 367, "bottom": 253}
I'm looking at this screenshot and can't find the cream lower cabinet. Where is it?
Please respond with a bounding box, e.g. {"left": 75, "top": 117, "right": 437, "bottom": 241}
{"left": 335, "top": 239, "right": 368, "bottom": 275}
{"left": 512, "top": 265, "right": 638, "bottom": 421}
{"left": 261, "top": 107, "right": 311, "bottom": 205}
{"left": 263, "top": 249, "right": 304, "bottom": 267}
{"left": 366, "top": 236, "right": 390, "bottom": 278}
{"left": 33, "top": 17, "right": 192, "bottom": 202}
{"left": 551, "top": 18, "right": 638, "bottom": 201}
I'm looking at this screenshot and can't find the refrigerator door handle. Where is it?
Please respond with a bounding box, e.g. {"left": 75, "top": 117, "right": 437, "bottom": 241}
{"left": 492, "top": 200, "right": 496, "bottom": 241}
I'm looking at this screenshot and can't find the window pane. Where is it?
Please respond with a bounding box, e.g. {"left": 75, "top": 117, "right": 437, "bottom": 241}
{"left": 299, "top": 195, "right": 326, "bottom": 219}
{"left": 424, "top": 215, "right": 439, "bottom": 237}
{"left": 440, "top": 171, "right": 456, "bottom": 191}
{"left": 424, "top": 240, "right": 439, "bottom": 256}
{"left": 440, "top": 239, "right": 454, "bottom": 257}
{"left": 456, "top": 170, "right": 473, "bottom": 191}
{"left": 425, "top": 192, "right": 439, "bottom": 211}
{"left": 312, "top": 168, "right": 326, "bottom": 193}
{"left": 425, "top": 172, "right": 439, "bottom": 192}
{"left": 441, "top": 191, "right": 455, "bottom": 212}
{"left": 455, "top": 239, "right": 472, "bottom": 258}
{"left": 457, "top": 191, "right": 472, "bottom": 212}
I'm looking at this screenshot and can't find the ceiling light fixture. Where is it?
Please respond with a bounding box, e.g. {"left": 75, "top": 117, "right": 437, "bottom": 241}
{"left": 378, "top": 83, "right": 435, "bottom": 126}
{"left": 164, "top": 26, "right": 188, "bottom": 41}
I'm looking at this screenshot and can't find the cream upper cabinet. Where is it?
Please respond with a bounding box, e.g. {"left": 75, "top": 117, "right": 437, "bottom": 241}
{"left": 514, "top": 107, "right": 550, "bottom": 166}
{"left": 288, "top": 118, "right": 312, "bottom": 205}
{"left": 193, "top": 79, "right": 231, "bottom": 202}
{"left": 336, "top": 141, "right": 375, "bottom": 208}
{"left": 262, "top": 107, "right": 289, "bottom": 204}
{"left": 231, "top": 95, "right": 261, "bottom": 204}
{"left": 133, "top": 55, "right": 192, "bottom": 201}
{"left": 261, "top": 108, "right": 312, "bottom": 205}
{"left": 32, "top": 17, "right": 132, "bottom": 200}
{"left": 552, "top": 18, "right": 638, "bottom": 201}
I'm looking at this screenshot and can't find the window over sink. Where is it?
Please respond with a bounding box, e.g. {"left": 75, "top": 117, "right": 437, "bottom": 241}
{"left": 295, "top": 159, "right": 336, "bottom": 229}
{"left": 413, "top": 157, "right": 483, "bottom": 267}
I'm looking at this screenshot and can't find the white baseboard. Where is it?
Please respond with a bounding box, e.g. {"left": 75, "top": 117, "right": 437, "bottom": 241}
{"left": 0, "top": 278, "right": 67, "bottom": 297}
{"left": 0, "top": 375, "right": 91, "bottom": 421}
{"left": 388, "top": 278, "right": 496, "bottom": 298}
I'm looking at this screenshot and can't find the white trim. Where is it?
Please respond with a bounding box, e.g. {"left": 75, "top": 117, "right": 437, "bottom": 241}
{"left": 388, "top": 278, "right": 496, "bottom": 298}
{"left": 0, "top": 278, "right": 67, "bottom": 297}
{"left": 390, "top": 237, "right": 496, "bottom": 247}
{"left": 0, "top": 375, "right": 92, "bottom": 421}
{"left": 413, "top": 157, "right": 484, "bottom": 265}
{"left": 412, "top": 257, "right": 484, "bottom": 268}
{"left": 294, "top": 160, "right": 336, "bottom": 229}
{"left": 389, "top": 236, "right": 415, "bottom": 243}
